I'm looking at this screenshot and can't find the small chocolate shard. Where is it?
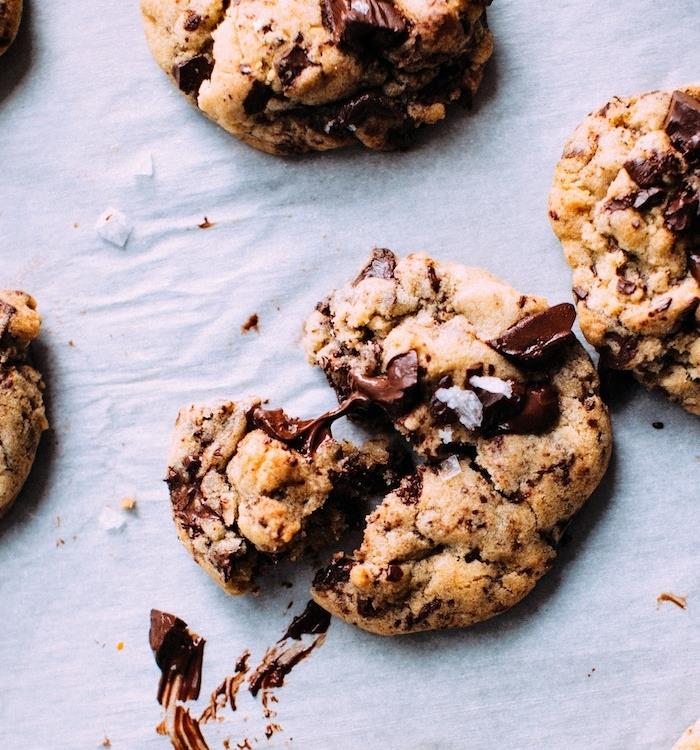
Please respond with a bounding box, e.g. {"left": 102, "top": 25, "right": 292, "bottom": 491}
{"left": 149, "top": 610, "right": 205, "bottom": 705}
{"left": 633, "top": 187, "right": 665, "bottom": 210}
{"left": 350, "top": 350, "right": 419, "bottom": 411}
{"left": 173, "top": 55, "right": 213, "bottom": 95}
{"left": 489, "top": 304, "right": 576, "bottom": 364}
{"left": 606, "top": 194, "right": 635, "bottom": 212}
{"left": 243, "top": 80, "right": 272, "bottom": 115}
{"left": 572, "top": 286, "right": 589, "bottom": 301}
{"left": 282, "top": 600, "right": 331, "bottom": 640}
{"left": 277, "top": 46, "right": 311, "bottom": 87}
{"left": 322, "top": 0, "right": 408, "bottom": 52}
{"left": 313, "top": 556, "right": 354, "bottom": 588}
{"left": 386, "top": 564, "right": 403, "bottom": 582}
{"left": 624, "top": 152, "right": 680, "bottom": 188}
{"left": 664, "top": 184, "right": 699, "bottom": 233}
{"left": 664, "top": 90, "right": 700, "bottom": 158}
{"left": 496, "top": 385, "right": 559, "bottom": 434}
{"left": 353, "top": 248, "right": 397, "bottom": 285}
{"left": 356, "top": 597, "right": 378, "bottom": 618}
{"left": 617, "top": 278, "right": 636, "bottom": 295}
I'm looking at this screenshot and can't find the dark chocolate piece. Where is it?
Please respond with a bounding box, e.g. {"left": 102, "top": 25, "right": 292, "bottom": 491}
{"left": 282, "top": 600, "right": 331, "bottom": 640}
{"left": 322, "top": 0, "right": 408, "bottom": 52}
{"left": 277, "top": 46, "right": 312, "bottom": 87}
{"left": 606, "top": 194, "right": 636, "bottom": 212}
{"left": 489, "top": 304, "right": 576, "bottom": 364}
{"left": 600, "top": 332, "right": 639, "bottom": 369}
{"left": 624, "top": 152, "right": 679, "bottom": 188}
{"left": 353, "top": 248, "right": 397, "bottom": 285}
{"left": 313, "top": 555, "right": 354, "bottom": 588}
{"left": 664, "top": 184, "right": 699, "bottom": 233}
{"left": 149, "top": 610, "right": 205, "bottom": 705}
{"left": 386, "top": 564, "right": 403, "bottom": 581}
{"left": 350, "top": 350, "right": 418, "bottom": 411}
{"left": 243, "top": 80, "right": 272, "bottom": 115}
{"left": 496, "top": 385, "right": 559, "bottom": 434}
{"left": 664, "top": 90, "right": 700, "bottom": 158}
{"left": 173, "top": 56, "right": 213, "bottom": 95}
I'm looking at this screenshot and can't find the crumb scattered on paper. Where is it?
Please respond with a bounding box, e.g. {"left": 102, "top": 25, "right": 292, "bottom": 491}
{"left": 56, "top": 538, "right": 65, "bottom": 547}
{"left": 68, "top": 340, "right": 76, "bottom": 348}
{"left": 198, "top": 217, "right": 215, "bottom": 229}
{"left": 120, "top": 496, "right": 137, "bottom": 511}
{"left": 116, "top": 641, "right": 124, "bottom": 651}
{"left": 100, "top": 737, "right": 112, "bottom": 748}
{"left": 95, "top": 209, "right": 133, "bottom": 248}
{"left": 657, "top": 592, "right": 687, "bottom": 609}
{"left": 241, "top": 314, "right": 259, "bottom": 334}
{"left": 265, "top": 724, "right": 282, "bottom": 739}
{"left": 652, "top": 421, "right": 664, "bottom": 430}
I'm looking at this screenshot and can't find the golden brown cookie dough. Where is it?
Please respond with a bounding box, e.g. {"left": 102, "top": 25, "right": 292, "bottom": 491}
{"left": 141, "top": 0, "right": 494, "bottom": 154}
{"left": 674, "top": 721, "right": 700, "bottom": 750}
{"left": 0, "top": 291, "right": 48, "bottom": 519}
{"left": 549, "top": 87, "right": 700, "bottom": 415}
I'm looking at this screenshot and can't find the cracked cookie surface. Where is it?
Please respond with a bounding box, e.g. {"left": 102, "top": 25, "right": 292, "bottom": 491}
{"left": 0, "top": 291, "right": 48, "bottom": 519}
{"left": 166, "top": 398, "right": 408, "bottom": 594}
{"left": 0, "top": 0, "right": 22, "bottom": 57}
{"left": 141, "top": 0, "right": 493, "bottom": 154}
{"left": 304, "top": 250, "right": 612, "bottom": 634}
{"left": 549, "top": 86, "right": 700, "bottom": 415}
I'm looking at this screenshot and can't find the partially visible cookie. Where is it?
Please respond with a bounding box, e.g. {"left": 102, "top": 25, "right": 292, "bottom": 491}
{"left": 0, "top": 0, "right": 22, "bottom": 57}
{"left": 0, "top": 291, "right": 48, "bottom": 518}
{"left": 304, "top": 250, "right": 612, "bottom": 634}
{"left": 141, "top": 0, "right": 494, "bottom": 154}
{"left": 549, "top": 87, "right": 700, "bottom": 415}
{"left": 674, "top": 721, "right": 700, "bottom": 750}
{"left": 166, "top": 397, "right": 409, "bottom": 594}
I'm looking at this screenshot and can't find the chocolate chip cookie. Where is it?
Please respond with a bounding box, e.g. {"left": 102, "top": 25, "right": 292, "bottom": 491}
{"left": 0, "top": 0, "right": 22, "bottom": 57}
{"left": 0, "top": 292, "right": 48, "bottom": 519}
{"left": 674, "top": 722, "right": 700, "bottom": 750}
{"left": 166, "top": 398, "right": 409, "bottom": 594}
{"left": 141, "top": 0, "right": 493, "bottom": 155}
{"left": 304, "top": 250, "right": 612, "bottom": 634}
{"left": 549, "top": 87, "right": 700, "bottom": 415}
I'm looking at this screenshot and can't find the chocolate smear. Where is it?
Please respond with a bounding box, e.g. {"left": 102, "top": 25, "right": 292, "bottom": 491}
{"left": 489, "top": 303, "right": 576, "bottom": 364}
{"left": 149, "top": 610, "right": 205, "bottom": 705}
{"left": 173, "top": 55, "right": 213, "bottom": 95}
{"left": 322, "top": 0, "right": 408, "bottom": 52}
{"left": 349, "top": 349, "right": 419, "bottom": 411}
{"left": 664, "top": 90, "right": 700, "bottom": 158}
{"left": 277, "top": 46, "right": 312, "bottom": 87}
{"left": 199, "top": 651, "right": 251, "bottom": 724}
{"left": 617, "top": 278, "right": 636, "bottom": 295}
{"left": 353, "top": 248, "right": 397, "bottom": 285}
{"left": 282, "top": 600, "right": 331, "bottom": 640}
{"left": 243, "top": 80, "right": 272, "bottom": 115}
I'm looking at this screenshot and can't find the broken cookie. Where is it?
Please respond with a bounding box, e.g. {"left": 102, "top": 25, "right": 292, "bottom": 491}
{"left": 166, "top": 397, "right": 408, "bottom": 594}
{"left": 0, "top": 291, "right": 48, "bottom": 519}
{"left": 304, "top": 250, "right": 612, "bottom": 634}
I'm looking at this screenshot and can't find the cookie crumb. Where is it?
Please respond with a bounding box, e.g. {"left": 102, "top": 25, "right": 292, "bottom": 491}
{"left": 265, "top": 724, "right": 282, "bottom": 739}
{"left": 95, "top": 208, "right": 133, "bottom": 248}
{"left": 120, "top": 496, "right": 137, "bottom": 511}
{"left": 100, "top": 737, "right": 112, "bottom": 748}
{"left": 116, "top": 641, "right": 124, "bottom": 651}
{"left": 241, "top": 314, "right": 259, "bottom": 334}
{"left": 657, "top": 592, "right": 687, "bottom": 609}
{"left": 68, "top": 340, "right": 76, "bottom": 348}
{"left": 652, "top": 421, "right": 664, "bottom": 429}
{"left": 56, "top": 538, "right": 65, "bottom": 547}
{"left": 198, "top": 217, "right": 215, "bottom": 229}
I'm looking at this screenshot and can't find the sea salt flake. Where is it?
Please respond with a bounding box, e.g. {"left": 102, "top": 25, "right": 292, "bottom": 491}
{"left": 437, "top": 427, "right": 453, "bottom": 444}
{"left": 95, "top": 209, "right": 133, "bottom": 248}
{"left": 99, "top": 506, "right": 126, "bottom": 532}
{"left": 437, "top": 455, "right": 462, "bottom": 482}
{"left": 434, "top": 386, "right": 483, "bottom": 429}
{"left": 468, "top": 375, "right": 513, "bottom": 398}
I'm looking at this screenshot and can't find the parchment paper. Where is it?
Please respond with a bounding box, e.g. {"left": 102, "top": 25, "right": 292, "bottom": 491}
{"left": 0, "top": 1, "right": 698, "bottom": 748}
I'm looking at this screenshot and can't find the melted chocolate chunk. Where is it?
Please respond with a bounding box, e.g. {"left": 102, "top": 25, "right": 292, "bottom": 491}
{"left": 633, "top": 187, "right": 665, "bottom": 210}
{"left": 353, "top": 248, "right": 397, "bottom": 284}
{"left": 243, "top": 80, "right": 273, "bottom": 115}
{"left": 689, "top": 252, "right": 700, "bottom": 284}
{"left": 277, "top": 46, "right": 311, "bottom": 87}
{"left": 624, "top": 152, "right": 680, "bottom": 188}
{"left": 489, "top": 304, "right": 576, "bottom": 364}
{"left": 496, "top": 385, "right": 559, "bottom": 434}
{"left": 664, "top": 183, "right": 699, "bottom": 233}
{"left": 282, "top": 600, "right": 331, "bottom": 640}
{"left": 664, "top": 90, "right": 700, "bottom": 158}
{"left": 149, "top": 610, "right": 205, "bottom": 705}
{"left": 386, "top": 564, "right": 403, "bottom": 582}
{"left": 600, "top": 332, "right": 639, "bottom": 369}
{"left": 322, "top": 0, "right": 408, "bottom": 52}
{"left": 313, "top": 555, "right": 354, "bottom": 588}
{"left": 173, "top": 55, "right": 213, "bottom": 95}
{"left": 350, "top": 350, "right": 419, "bottom": 412}
{"left": 328, "top": 91, "right": 399, "bottom": 134}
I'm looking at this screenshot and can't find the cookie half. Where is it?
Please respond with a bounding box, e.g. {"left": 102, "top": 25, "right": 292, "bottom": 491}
{"left": 141, "top": 0, "right": 494, "bottom": 154}
{"left": 0, "top": 291, "right": 48, "bottom": 518}
{"left": 549, "top": 87, "right": 700, "bottom": 415}
{"left": 166, "top": 398, "right": 409, "bottom": 594}
{"left": 304, "top": 250, "right": 612, "bottom": 635}
{"left": 0, "top": 0, "right": 22, "bottom": 57}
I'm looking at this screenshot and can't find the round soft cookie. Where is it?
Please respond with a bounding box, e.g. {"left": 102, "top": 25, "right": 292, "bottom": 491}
{"left": 304, "top": 250, "right": 612, "bottom": 635}
{"left": 166, "top": 397, "right": 409, "bottom": 594}
{"left": 141, "top": 0, "right": 494, "bottom": 155}
{"left": 674, "top": 721, "right": 700, "bottom": 750}
{"left": 0, "top": 291, "right": 48, "bottom": 519}
{"left": 0, "top": 0, "right": 22, "bottom": 57}
{"left": 549, "top": 87, "right": 700, "bottom": 415}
